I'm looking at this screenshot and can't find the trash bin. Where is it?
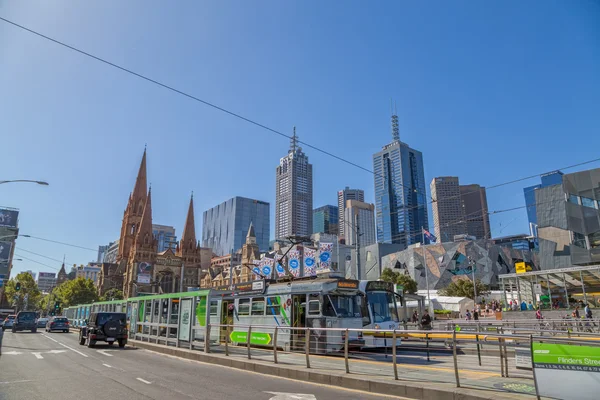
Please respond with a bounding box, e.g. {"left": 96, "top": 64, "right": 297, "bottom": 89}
{"left": 495, "top": 311, "right": 502, "bottom": 320}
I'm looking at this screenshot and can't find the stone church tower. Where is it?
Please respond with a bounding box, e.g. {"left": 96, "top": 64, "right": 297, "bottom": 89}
{"left": 239, "top": 222, "right": 260, "bottom": 282}
{"left": 175, "top": 194, "right": 202, "bottom": 290}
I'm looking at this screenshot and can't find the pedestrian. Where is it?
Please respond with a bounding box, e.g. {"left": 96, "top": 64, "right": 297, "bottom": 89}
{"left": 573, "top": 306, "right": 580, "bottom": 319}
{"left": 420, "top": 309, "right": 432, "bottom": 330}
{"left": 465, "top": 309, "right": 472, "bottom": 321}
{"left": 585, "top": 304, "right": 593, "bottom": 319}
{"left": 536, "top": 308, "right": 543, "bottom": 320}
{"left": 0, "top": 322, "right": 3, "bottom": 356}
{"left": 411, "top": 310, "right": 419, "bottom": 324}
{"left": 474, "top": 309, "right": 479, "bottom": 321}
{"left": 485, "top": 304, "right": 489, "bottom": 315}
{"left": 528, "top": 301, "right": 534, "bottom": 311}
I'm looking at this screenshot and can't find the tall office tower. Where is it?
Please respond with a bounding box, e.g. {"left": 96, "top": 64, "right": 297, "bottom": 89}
{"left": 337, "top": 187, "right": 365, "bottom": 239}
{"left": 430, "top": 177, "right": 467, "bottom": 241}
{"left": 344, "top": 200, "right": 376, "bottom": 248}
{"left": 275, "top": 128, "right": 313, "bottom": 240}
{"left": 523, "top": 171, "right": 564, "bottom": 236}
{"left": 313, "top": 205, "right": 339, "bottom": 235}
{"left": 373, "top": 112, "right": 428, "bottom": 248}
{"left": 460, "top": 184, "right": 491, "bottom": 240}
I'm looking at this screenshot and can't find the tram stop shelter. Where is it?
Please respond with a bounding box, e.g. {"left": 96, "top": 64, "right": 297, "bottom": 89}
{"left": 499, "top": 264, "right": 600, "bottom": 310}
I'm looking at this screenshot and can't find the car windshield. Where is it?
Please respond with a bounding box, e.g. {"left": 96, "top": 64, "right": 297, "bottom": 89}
{"left": 327, "top": 295, "right": 363, "bottom": 318}
{"left": 97, "top": 314, "right": 126, "bottom": 326}
{"left": 19, "top": 313, "right": 36, "bottom": 321}
{"left": 366, "top": 291, "right": 399, "bottom": 323}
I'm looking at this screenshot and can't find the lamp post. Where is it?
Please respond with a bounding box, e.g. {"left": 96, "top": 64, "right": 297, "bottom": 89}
{"left": 0, "top": 180, "right": 49, "bottom": 186}
{"left": 469, "top": 256, "right": 477, "bottom": 303}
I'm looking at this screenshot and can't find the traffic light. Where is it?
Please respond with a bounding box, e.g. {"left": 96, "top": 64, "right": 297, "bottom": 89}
{"left": 54, "top": 301, "right": 60, "bottom": 310}
{"left": 15, "top": 282, "right": 21, "bottom": 291}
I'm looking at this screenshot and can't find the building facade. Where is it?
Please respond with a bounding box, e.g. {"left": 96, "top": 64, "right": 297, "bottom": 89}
{"left": 103, "top": 240, "right": 119, "bottom": 264}
{"left": 152, "top": 224, "right": 177, "bottom": 252}
{"left": 460, "top": 184, "right": 491, "bottom": 240}
{"left": 523, "top": 171, "right": 564, "bottom": 237}
{"left": 337, "top": 187, "right": 364, "bottom": 239}
{"left": 97, "top": 263, "right": 122, "bottom": 296}
{"left": 536, "top": 168, "right": 600, "bottom": 269}
{"left": 313, "top": 205, "right": 339, "bottom": 235}
{"left": 0, "top": 207, "right": 19, "bottom": 304}
{"left": 373, "top": 114, "right": 428, "bottom": 248}
{"left": 37, "top": 272, "right": 57, "bottom": 293}
{"left": 275, "top": 128, "right": 313, "bottom": 240}
{"left": 344, "top": 200, "right": 376, "bottom": 248}
{"left": 76, "top": 263, "right": 102, "bottom": 285}
{"left": 430, "top": 177, "right": 466, "bottom": 241}
{"left": 202, "top": 196, "right": 270, "bottom": 256}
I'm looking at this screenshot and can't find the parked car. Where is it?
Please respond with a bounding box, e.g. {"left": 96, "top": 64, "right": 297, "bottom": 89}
{"left": 37, "top": 317, "right": 49, "bottom": 328}
{"left": 46, "top": 317, "right": 70, "bottom": 333}
{"left": 12, "top": 311, "right": 38, "bottom": 333}
{"left": 2, "top": 315, "right": 16, "bottom": 331}
{"left": 79, "top": 312, "right": 127, "bottom": 348}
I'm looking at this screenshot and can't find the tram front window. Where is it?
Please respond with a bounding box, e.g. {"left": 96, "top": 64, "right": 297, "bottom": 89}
{"left": 367, "top": 291, "right": 399, "bottom": 323}
{"left": 328, "top": 295, "right": 363, "bottom": 318}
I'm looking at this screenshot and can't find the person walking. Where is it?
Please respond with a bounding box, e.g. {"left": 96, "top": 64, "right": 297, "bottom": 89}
{"left": 420, "top": 309, "right": 432, "bottom": 330}
{"left": 0, "top": 322, "right": 4, "bottom": 356}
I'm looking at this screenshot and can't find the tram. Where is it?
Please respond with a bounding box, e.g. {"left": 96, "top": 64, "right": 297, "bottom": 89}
{"left": 359, "top": 280, "right": 403, "bottom": 348}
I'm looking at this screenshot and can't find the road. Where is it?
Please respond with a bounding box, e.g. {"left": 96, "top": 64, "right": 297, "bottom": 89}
{"left": 0, "top": 330, "right": 404, "bottom": 400}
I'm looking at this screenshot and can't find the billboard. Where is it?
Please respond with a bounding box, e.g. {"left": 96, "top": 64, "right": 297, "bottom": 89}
{"left": 0, "top": 209, "right": 19, "bottom": 228}
{"left": 0, "top": 241, "right": 12, "bottom": 261}
{"left": 38, "top": 272, "right": 57, "bottom": 279}
{"left": 137, "top": 262, "right": 152, "bottom": 284}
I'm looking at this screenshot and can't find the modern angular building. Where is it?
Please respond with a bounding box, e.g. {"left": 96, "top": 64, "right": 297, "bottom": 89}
{"left": 275, "top": 128, "right": 313, "bottom": 240}
{"left": 344, "top": 200, "right": 376, "bottom": 248}
{"left": 523, "top": 170, "right": 564, "bottom": 236}
{"left": 313, "top": 205, "right": 339, "bottom": 235}
{"left": 152, "top": 224, "right": 177, "bottom": 252}
{"left": 373, "top": 113, "right": 428, "bottom": 248}
{"left": 430, "top": 177, "right": 466, "bottom": 241}
{"left": 460, "top": 184, "right": 491, "bottom": 240}
{"left": 337, "top": 187, "right": 364, "bottom": 239}
{"left": 202, "top": 196, "right": 270, "bottom": 256}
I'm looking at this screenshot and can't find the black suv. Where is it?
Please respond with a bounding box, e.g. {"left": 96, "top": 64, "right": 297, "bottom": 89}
{"left": 12, "top": 311, "right": 38, "bottom": 333}
{"left": 79, "top": 312, "right": 127, "bottom": 348}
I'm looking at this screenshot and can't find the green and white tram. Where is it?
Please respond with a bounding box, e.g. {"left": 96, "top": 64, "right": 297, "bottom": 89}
{"left": 359, "top": 280, "right": 403, "bottom": 348}
{"left": 209, "top": 276, "right": 366, "bottom": 353}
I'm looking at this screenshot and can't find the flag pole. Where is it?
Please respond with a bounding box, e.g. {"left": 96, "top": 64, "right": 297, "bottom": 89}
{"left": 422, "top": 227, "right": 433, "bottom": 316}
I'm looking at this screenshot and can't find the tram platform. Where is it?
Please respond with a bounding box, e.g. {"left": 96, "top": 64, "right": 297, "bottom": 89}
{"left": 128, "top": 338, "right": 543, "bottom": 400}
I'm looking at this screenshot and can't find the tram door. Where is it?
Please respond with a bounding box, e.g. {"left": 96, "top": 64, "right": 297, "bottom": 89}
{"left": 220, "top": 300, "right": 234, "bottom": 343}
{"left": 290, "top": 295, "right": 306, "bottom": 351}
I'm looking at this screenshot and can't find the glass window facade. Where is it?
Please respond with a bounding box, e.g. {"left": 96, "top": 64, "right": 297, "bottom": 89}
{"left": 312, "top": 205, "right": 339, "bottom": 235}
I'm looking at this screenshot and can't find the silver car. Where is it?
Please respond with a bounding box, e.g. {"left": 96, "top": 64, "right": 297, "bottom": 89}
{"left": 2, "top": 315, "right": 15, "bottom": 331}
{"left": 46, "top": 317, "right": 70, "bottom": 333}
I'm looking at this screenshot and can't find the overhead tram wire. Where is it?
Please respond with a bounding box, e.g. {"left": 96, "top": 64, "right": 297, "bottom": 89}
{"left": 14, "top": 253, "right": 61, "bottom": 272}
{"left": 0, "top": 16, "right": 434, "bottom": 203}
{"left": 21, "top": 234, "right": 98, "bottom": 252}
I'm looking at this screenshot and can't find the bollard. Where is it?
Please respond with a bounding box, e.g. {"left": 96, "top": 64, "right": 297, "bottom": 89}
{"left": 344, "top": 328, "right": 349, "bottom": 373}
{"left": 498, "top": 329, "right": 504, "bottom": 377}
{"left": 305, "top": 328, "right": 311, "bottom": 368}
{"left": 503, "top": 337, "right": 509, "bottom": 377}
{"left": 204, "top": 324, "right": 211, "bottom": 353}
{"left": 273, "top": 326, "right": 278, "bottom": 364}
{"left": 452, "top": 329, "right": 460, "bottom": 387}
{"left": 247, "top": 325, "right": 252, "bottom": 360}
{"left": 476, "top": 324, "right": 482, "bottom": 366}
{"left": 225, "top": 325, "right": 229, "bottom": 356}
{"left": 426, "top": 332, "right": 430, "bottom": 362}
{"left": 392, "top": 330, "right": 398, "bottom": 380}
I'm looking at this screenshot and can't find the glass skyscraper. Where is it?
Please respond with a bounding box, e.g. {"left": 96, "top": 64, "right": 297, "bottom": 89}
{"left": 202, "top": 196, "right": 270, "bottom": 256}
{"left": 313, "top": 205, "right": 339, "bottom": 235}
{"left": 372, "top": 114, "right": 428, "bottom": 247}
{"left": 152, "top": 224, "right": 177, "bottom": 252}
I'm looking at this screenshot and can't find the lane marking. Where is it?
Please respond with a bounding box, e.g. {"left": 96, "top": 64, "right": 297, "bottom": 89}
{"left": 97, "top": 349, "right": 113, "bottom": 357}
{"left": 103, "top": 364, "right": 112, "bottom": 368}
{"left": 58, "top": 342, "right": 89, "bottom": 357}
{"left": 0, "top": 380, "right": 34, "bottom": 385}
{"left": 42, "top": 334, "right": 59, "bottom": 343}
{"left": 136, "top": 377, "right": 152, "bottom": 384}
{"left": 2, "top": 351, "right": 23, "bottom": 355}
{"left": 32, "top": 352, "right": 43, "bottom": 359}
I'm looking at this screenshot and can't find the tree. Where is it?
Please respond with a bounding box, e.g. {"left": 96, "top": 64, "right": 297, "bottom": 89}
{"left": 100, "top": 288, "right": 124, "bottom": 302}
{"left": 4, "top": 272, "right": 42, "bottom": 312}
{"left": 67, "top": 266, "right": 77, "bottom": 280}
{"left": 438, "top": 278, "right": 490, "bottom": 300}
{"left": 379, "top": 268, "right": 418, "bottom": 294}
{"left": 53, "top": 277, "right": 98, "bottom": 307}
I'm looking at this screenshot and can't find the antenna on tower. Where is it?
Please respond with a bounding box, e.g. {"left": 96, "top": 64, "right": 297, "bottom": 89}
{"left": 391, "top": 100, "right": 400, "bottom": 142}
{"left": 290, "top": 126, "right": 298, "bottom": 153}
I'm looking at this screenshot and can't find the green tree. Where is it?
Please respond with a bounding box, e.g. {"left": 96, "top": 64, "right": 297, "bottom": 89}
{"left": 379, "top": 268, "right": 418, "bottom": 294}
{"left": 438, "top": 279, "right": 490, "bottom": 300}
{"left": 4, "top": 272, "right": 42, "bottom": 312}
{"left": 53, "top": 277, "right": 98, "bottom": 307}
{"left": 100, "top": 288, "right": 124, "bottom": 302}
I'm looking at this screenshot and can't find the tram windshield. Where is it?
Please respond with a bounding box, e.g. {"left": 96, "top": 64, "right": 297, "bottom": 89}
{"left": 324, "top": 294, "right": 363, "bottom": 318}
{"left": 366, "top": 291, "right": 399, "bottom": 323}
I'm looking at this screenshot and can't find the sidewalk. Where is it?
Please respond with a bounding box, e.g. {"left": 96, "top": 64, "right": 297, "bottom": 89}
{"left": 129, "top": 338, "right": 541, "bottom": 400}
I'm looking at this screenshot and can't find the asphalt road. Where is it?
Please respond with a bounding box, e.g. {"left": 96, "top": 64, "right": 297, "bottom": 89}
{"left": 0, "top": 330, "right": 405, "bottom": 400}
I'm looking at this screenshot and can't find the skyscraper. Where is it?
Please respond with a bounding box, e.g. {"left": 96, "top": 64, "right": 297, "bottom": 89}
{"left": 372, "top": 113, "right": 428, "bottom": 247}
{"left": 275, "top": 128, "right": 313, "bottom": 240}
{"left": 202, "top": 196, "right": 270, "bottom": 256}
{"left": 430, "top": 177, "right": 466, "bottom": 241}
{"left": 523, "top": 170, "right": 564, "bottom": 236}
{"left": 337, "top": 187, "right": 365, "bottom": 239}
{"left": 152, "top": 224, "right": 177, "bottom": 252}
{"left": 460, "top": 184, "right": 491, "bottom": 240}
{"left": 344, "top": 200, "right": 376, "bottom": 248}
{"left": 313, "top": 205, "right": 339, "bottom": 235}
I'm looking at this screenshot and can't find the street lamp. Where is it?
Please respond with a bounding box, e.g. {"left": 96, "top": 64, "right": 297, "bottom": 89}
{"left": 0, "top": 180, "right": 49, "bottom": 185}
{"left": 469, "top": 256, "right": 477, "bottom": 303}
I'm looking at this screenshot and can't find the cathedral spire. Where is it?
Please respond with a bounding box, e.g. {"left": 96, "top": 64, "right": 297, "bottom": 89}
{"left": 135, "top": 187, "right": 153, "bottom": 243}
{"left": 181, "top": 193, "right": 196, "bottom": 245}
{"left": 132, "top": 147, "right": 148, "bottom": 201}
{"left": 246, "top": 221, "right": 255, "bottom": 239}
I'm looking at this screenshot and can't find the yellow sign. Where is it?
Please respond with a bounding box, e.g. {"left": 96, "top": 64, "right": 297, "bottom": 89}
{"left": 515, "top": 262, "right": 532, "bottom": 274}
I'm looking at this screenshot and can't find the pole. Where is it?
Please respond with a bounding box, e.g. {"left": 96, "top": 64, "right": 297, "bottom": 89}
{"left": 336, "top": 235, "right": 340, "bottom": 273}
{"left": 229, "top": 248, "right": 234, "bottom": 287}
{"left": 355, "top": 213, "right": 361, "bottom": 280}
{"left": 422, "top": 228, "right": 432, "bottom": 316}
{"left": 180, "top": 262, "right": 185, "bottom": 292}
{"left": 471, "top": 258, "right": 477, "bottom": 304}
{"left": 563, "top": 273, "right": 570, "bottom": 309}
{"left": 579, "top": 270, "right": 588, "bottom": 305}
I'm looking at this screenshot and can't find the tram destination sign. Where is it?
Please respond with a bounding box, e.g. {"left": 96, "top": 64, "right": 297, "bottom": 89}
{"left": 213, "top": 280, "right": 266, "bottom": 296}
{"left": 365, "top": 281, "right": 393, "bottom": 292}
{"left": 337, "top": 280, "right": 359, "bottom": 289}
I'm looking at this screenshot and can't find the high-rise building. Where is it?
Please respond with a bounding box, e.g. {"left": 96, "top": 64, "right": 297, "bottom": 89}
{"left": 337, "top": 187, "right": 364, "bottom": 239}
{"left": 152, "top": 224, "right": 177, "bottom": 252}
{"left": 202, "top": 196, "right": 270, "bottom": 256}
{"left": 313, "top": 205, "right": 339, "bottom": 235}
{"left": 372, "top": 113, "right": 428, "bottom": 248}
{"left": 430, "top": 177, "right": 466, "bottom": 241}
{"left": 523, "top": 171, "right": 564, "bottom": 236}
{"left": 460, "top": 184, "right": 491, "bottom": 240}
{"left": 344, "top": 200, "right": 376, "bottom": 248}
{"left": 37, "top": 272, "right": 57, "bottom": 293}
{"left": 275, "top": 128, "right": 313, "bottom": 240}
{"left": 76, "top": 263, "right": 102, "bottom": 285}
{"left": 0, "top": 206, "right": 19, "bottom": 304}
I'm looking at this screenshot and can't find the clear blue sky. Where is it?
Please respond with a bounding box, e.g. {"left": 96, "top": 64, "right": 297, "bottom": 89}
{"left": 1, "top": 1, "right": 599, "bottom": 277}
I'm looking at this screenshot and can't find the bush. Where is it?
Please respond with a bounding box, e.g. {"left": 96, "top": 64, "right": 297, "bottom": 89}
{"left": 434, "top": 309, "right": 452, "bottom": 315}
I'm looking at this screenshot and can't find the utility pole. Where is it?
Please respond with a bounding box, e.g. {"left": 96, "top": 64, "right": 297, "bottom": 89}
{"left": 422, "top": 227, "right": 432, "bottom": 315}
{"left": 180, "top": 262, "right": 185, "bottom": 292}
{"left": 355, "top": 213, "right": 361, "bottom": 280}
{"left": 469, "top": 257, "right": 477, "bottom": 303}
{"left": 229, "top": 248, "right": 234, "bottom": 287}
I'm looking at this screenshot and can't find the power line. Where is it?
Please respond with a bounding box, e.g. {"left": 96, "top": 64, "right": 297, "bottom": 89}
{"left": 22, "top": 235, "right": 98, "bottom": 252}
{"left": 14, "top": 253, "right": 60, "bottom": 271}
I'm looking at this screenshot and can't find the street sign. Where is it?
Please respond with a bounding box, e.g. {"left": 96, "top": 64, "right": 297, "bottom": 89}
{"left": 229, "top": 331, "right": 272, "bottom": 345}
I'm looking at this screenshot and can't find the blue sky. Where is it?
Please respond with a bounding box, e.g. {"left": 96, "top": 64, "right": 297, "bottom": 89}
{"left": 1, "top": 1, "right": 599, "bottom": 277}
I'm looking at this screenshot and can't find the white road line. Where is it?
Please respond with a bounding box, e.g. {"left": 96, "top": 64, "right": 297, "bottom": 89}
{"left": 42, "top": 334, "right": 59, "bottom": 343}
{"left": 97, "top": 349, "right": 113, "bottom": 357}
{"left": 103, "top": 364, "right": 112, "bottom": 368}
{"left": 0, "top": 380, "right": 34, "bottom": 385}
{"left": 58, "top": 342, "right": 89, "bottom": 357}
{"left": 32, "top": 352, "right": 43, "bottom": 359}
{"left": 136, "top": 378, "right": 152, "bottom": 384}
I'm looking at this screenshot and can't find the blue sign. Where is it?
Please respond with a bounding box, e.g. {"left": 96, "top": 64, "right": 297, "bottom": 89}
{"left": 252, "top": 267, "right": 261, "bottom": 276}
{"left": 319, "top": 252, "right": 330, "bottom": 263}
{"left": 262, "top": 266, "right": 272, "bottom": 276}
{"left": 289, "top": 259, "right": 299, "bottom": 269}
{"left": 305, "top": 257, "right": 315, "bottom": 267}
{"left": 276, "top": 263, "right": 285, "bottom": 274}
